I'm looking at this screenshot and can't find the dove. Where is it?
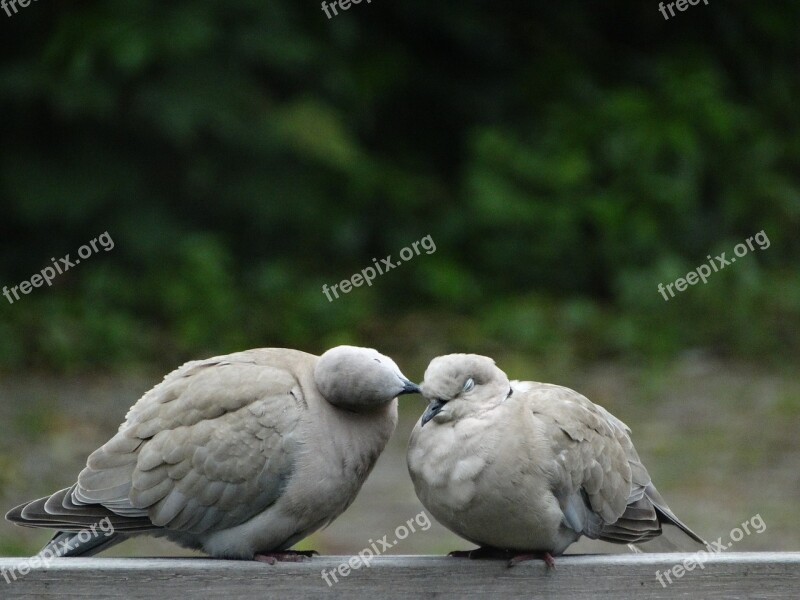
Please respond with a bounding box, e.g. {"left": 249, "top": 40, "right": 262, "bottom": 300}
{"left": 7, "top": 345, "right": 420, "bottom": 562}
{"left": 407, "top": 353, "right": 704, "bottom": 566}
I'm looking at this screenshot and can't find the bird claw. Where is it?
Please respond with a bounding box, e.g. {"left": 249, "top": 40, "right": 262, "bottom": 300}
{"left": 254, "top": 550, "right": 319, "bottom": 564}
{"left": 507, "top": 552, "right": 556, "bottom": 569}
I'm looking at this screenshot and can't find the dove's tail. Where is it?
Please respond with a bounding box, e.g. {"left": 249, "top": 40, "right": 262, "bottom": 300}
{"left": 38, "top": 530, "right": 127, "bottom": 557}
{"left": 620, "top": 483, "right": 706, "bottom": 553}
{"left": 598, "top": 482, "right": 706, "bottom": 551}
{"left": 6, "top": 485, "right": 158, "bottom": 558}
{"left": 626, "top": 522, "right": 705, "bottom": 553}
{"left": 645, "top": 483, "right": 706, "bottom": 547}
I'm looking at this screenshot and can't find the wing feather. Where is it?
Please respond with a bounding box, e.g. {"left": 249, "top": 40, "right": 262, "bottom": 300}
{"left": 8, "top": 350, "right": 312, "bottom": 536}
{"left": 520, "top": 381, "right": 703, "bottom": 545}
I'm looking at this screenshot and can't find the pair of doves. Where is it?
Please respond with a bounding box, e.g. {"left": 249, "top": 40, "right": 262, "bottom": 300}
{"left": 7, "top": 346, "right": 703, "bottom": 565}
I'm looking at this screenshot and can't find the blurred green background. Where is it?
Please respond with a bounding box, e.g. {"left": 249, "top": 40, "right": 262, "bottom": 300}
{"left": 0, "top": 1, "right": 798, "bottom": 557}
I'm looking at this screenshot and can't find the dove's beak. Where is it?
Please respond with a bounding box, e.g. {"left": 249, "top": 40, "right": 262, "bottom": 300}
{"left": 421, "top": 398, "right": 447, "bottom": 426}
{"left": 399, "top": 379, "right": 421, "bottom": 395}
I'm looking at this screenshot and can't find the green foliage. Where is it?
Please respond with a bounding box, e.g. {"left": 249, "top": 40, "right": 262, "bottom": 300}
{"left": 0, "top": 1, "right": 798, "bottom": 370}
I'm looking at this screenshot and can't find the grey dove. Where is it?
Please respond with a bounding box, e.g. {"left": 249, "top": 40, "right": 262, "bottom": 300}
{"left": 407, "top": 354, "right": 704, "bottom": 565}
{"left": 7, "top": 346, "right": 419, "bottom": 561}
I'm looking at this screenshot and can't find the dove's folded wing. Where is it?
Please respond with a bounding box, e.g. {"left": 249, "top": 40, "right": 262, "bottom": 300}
{"left": 13, "top": 352, "right": 307, "bottom": 535}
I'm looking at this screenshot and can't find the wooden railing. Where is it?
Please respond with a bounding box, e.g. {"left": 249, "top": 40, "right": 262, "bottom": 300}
{"left": 1, "top": 552, "right": 798, "bottom": 599}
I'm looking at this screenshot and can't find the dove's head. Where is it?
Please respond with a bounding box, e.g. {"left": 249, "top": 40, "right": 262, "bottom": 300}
{"left": 315, "top": 345, "right": 420, "bottom": 412}
{"left": 418, "top": 354, "right": 511, "bottom": 426}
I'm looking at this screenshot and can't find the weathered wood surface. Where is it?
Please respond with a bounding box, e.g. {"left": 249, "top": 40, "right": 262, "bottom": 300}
{"left": 0, "top": 552, "right": 797, "bottom": 599}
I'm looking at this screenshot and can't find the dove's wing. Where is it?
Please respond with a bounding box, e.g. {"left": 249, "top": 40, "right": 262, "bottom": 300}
{"left": 519, "top": 382, "right": 633, "bottom": 537}
{"left": 13, "top": 350, "right": 310, "bottom": 535}
{"left": 520, "top": 381, "right": 703, "bottom": 545}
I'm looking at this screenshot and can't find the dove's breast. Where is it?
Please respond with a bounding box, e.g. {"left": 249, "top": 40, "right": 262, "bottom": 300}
{"left": 408, "top": 402, "right": 577, "bottom": 553}
{"left": 200, "top": 391, "right": 398, "bottom": 558}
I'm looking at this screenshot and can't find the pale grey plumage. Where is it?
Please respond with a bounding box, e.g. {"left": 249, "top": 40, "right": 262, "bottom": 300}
{"left": 407, "top": 354, "right": 704, "bottom": 556}
{"left": 7, "top": 346, "right": 419, "bottom": 558}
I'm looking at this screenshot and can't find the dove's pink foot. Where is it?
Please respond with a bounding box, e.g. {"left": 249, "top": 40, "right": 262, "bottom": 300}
{"left": 507, "top": 551, "right": 556, "bottom": 569}
{"left": 254, "top": 550, "right": 319, "bottom": 565}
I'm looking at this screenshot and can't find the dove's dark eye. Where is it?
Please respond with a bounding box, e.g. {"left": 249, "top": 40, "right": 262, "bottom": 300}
{"left": 463, "top": 378, "right": 475, "bottom": 393}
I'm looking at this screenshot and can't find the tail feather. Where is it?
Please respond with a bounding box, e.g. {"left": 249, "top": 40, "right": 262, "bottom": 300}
{"left": 39, "top": 530, "right": 127, "bottom": 557}
{"left": 598, "top": 483, "right": 706, "bottom": 550}
{"left": 646, "top": 483, "right": 706, "bottom": 546}
{"left": 6, "top": 486, "right": 158, "bottom": 536}
{"left": 626, "top": 522, "right": 705, "bottom": 553}
{"left": 598, "top": 495, "right": 662, "bottom": 544}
